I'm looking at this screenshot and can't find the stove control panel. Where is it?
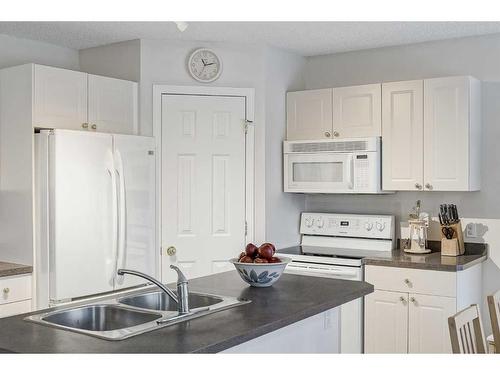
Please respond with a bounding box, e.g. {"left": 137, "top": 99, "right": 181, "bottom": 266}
{"left": 299, "top": 212, "right": 395, "bottom": 240}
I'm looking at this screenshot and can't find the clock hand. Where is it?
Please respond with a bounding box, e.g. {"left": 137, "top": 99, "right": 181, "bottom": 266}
{"left": 201, "top": 59, "right": 207, "bottom": 66}
{"left": 205, "top": 62, "right": 215, "bottom": 66}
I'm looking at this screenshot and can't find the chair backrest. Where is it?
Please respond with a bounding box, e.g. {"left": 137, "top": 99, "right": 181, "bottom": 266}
{"left": 487, "top": 289, "right": 500, "bottom": 349}
{"left": 448, "top": 304, "right": 487, "bottom": 354}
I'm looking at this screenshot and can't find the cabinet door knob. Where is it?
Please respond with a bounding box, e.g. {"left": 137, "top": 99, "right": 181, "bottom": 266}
{"left": 399, "top": 296, "right": 406, "bottom": 304}
{"left": 81, "top": 123, "right": 89, "bottom": 129}
{"left": 410, "top": 297, "right": 416, "bottom": 303}
{"left": 3, "top": 287, "right": 9, "bottom": 294}
{"left": 324, "top": 131, "right": 331, "bottom": 138}
{"left": 91, "top": 124, "right": 97, "bottom": 130}
{"left": 166, "top": 246, "right": 177, "bottom": 256}
{"left": 404, "top": 278, "right": 411, "bottom": 285}
{"left": 415, "top": 183, "right": 422, "bottom": 190}
{"left": 425, "top": 183, "right": 433, "bottom": 190}
{"left": 333, "top": 131, "right": 340, "bottom": 137}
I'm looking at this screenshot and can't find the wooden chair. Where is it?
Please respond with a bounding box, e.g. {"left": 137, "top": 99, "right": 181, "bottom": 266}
{"left": 448, "top": 304, "right": 487, "bottom": 353}
{"left": 487, "top": 289, "right": 500, "bottom": 353}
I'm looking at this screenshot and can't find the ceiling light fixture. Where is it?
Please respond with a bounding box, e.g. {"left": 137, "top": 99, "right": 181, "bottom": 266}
{"left": 174, "top": 22, "right": 189, "bottom": 32}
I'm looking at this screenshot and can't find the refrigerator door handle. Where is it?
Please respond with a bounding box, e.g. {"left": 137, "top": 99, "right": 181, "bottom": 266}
{"left": 106, "top": 163, "right": 119, "bottom": 288}
{"left": 115, "top": 150, "right": 127, "bottom": 283}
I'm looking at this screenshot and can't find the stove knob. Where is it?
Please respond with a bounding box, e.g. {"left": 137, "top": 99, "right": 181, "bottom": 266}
{"left": 316, "top": 218, "right": 324, "bottom": 229}
{"left": 305, "top": 217, "right": 314, "bottom": 228}
{"left": 365, "top": 222, "right": 374, "bottom": 231}
{"left": 376, "top": 222, "right": 386, "bottom": 232}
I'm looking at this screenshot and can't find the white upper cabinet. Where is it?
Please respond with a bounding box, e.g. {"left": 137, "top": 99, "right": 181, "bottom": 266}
{"left": 286, "top": 89, "right": 333, "bottom": 140}
{"left": 382, "top": 76, "right": 481, "bottom": 192}
{"left": 33, "top": 65, "right": 138, "bottom": 135}
{"left": 423, "top": 76, "right": 481, "bottom": 191}
{"left": 382, "top": 80, "right": 424, "bottom": 191}
{"left": 88, "top": 75, "right": 138, "bottom": 134}
{"left": 34, "top": 65, "right": 88, "bottom": 130}
{"left": 333, "top": 83, "right": 381, "bottom": 138}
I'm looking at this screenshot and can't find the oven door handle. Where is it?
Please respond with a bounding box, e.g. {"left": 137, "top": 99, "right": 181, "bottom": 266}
{"left": 286, "top": 264, "right": 359, "bottom": 278}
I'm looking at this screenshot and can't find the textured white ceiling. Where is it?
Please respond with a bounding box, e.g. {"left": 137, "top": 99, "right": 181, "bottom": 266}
{"left": 1, "top": 21, "right": 500, "bottom": 56}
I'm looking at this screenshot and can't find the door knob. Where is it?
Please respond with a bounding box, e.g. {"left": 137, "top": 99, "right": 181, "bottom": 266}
{"left": 91, "top": 124, "right": 97, "bottom": 130}
{"left": 415, "top": 183, "right": 422, "bottom": 190}
{"left": 3, "top": 287, "right": 9, "bottom": 294}
{"left": 81, "top": 123, "right": 89, "bottom": 129}
{"left": 425, "top": 183, "right": 433, "bottom": 190}
{"left": 166, "top": 246, "right": 177, "bottom": 256}
{"left": 399, "top": 296, "right": 406, "bottom": 304}
{"left": 333, "top": 131, "right": 340, "bottom": 137}
{"left": 410, "top": 297, "right": 416, "bottom": 303}
{"left": 324, "top": 131, "right": 331, "bottom": 138}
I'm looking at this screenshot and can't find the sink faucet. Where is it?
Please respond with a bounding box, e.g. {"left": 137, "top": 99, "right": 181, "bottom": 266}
{"left": 117, "top": 267, "right": 190, "bottom": 314}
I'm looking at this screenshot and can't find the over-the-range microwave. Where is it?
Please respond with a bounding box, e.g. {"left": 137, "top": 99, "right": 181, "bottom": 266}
{"left": 283, "top": 137, "right": 387, "bottom": 194}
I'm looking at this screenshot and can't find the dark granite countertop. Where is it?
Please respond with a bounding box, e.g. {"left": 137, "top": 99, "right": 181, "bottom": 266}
{"left": 0, "top": 261, "right": 33, "bottom": 277}
{"left": 0, "top": 271, "right": 373, "bottom": 353}
{"left": 363, "top": 242, "right": 487, "bottom": 272}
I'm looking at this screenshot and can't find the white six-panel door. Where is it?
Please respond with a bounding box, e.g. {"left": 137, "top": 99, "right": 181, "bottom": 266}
{"left": 382, "top": 80, "right": 424, "bottom": 191}
{"left": 365, "top": 290, "right": 408, "bottom": 353}
{"left": 333, "top": 83, "right": 381, "bottom": 138}
{"left": 161, "top": 95, "right": 247, "bottom": 282}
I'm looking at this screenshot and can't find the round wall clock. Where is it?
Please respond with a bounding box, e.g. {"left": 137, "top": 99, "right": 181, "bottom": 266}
{"left": 188, "top": 48, "right": 222, "bottom": 83}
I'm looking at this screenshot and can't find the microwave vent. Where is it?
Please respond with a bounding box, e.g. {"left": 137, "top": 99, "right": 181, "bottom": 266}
{"left": 289, "top": 140, "right": 368, "bottom": 153}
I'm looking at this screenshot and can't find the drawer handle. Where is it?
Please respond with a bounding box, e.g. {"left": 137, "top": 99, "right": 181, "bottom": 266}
{"left": 3, "top": 287, "right": 10, "bottom": 294}
{"left": 404, "top": 278, "right": 410, "bottom": 284}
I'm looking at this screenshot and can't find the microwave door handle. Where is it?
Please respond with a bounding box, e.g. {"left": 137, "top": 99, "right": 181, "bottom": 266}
{"left": 347, "top": 155, "right": 354, "bottom": 189}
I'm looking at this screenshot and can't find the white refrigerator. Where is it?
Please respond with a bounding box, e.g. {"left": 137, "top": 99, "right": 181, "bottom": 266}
{"left": 35, "top": 129, "right": 156, "bottom": 308}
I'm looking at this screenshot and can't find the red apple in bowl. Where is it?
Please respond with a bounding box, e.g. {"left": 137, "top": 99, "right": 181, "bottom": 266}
{"left": 245, "top": 243, "right": 258, "bottom": 258}
{"left": 257, "top": 243, "right": 275, "bottom": 260}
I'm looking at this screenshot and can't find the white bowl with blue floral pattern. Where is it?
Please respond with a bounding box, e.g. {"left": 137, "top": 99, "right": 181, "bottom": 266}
{"left": 230, "top": 257, "right": 291, "bottom": 287}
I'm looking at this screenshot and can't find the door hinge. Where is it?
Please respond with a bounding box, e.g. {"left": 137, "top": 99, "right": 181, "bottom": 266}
{"left": 244, "top": 120, "right": 253, "bottom": 134}
{"left": 245, "top": 221, "right": 248, "bottom": 236}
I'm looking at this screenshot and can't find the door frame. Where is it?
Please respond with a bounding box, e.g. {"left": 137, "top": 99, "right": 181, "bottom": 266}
{"left": 153, "top": 85, "right": 257, "bottom": 278}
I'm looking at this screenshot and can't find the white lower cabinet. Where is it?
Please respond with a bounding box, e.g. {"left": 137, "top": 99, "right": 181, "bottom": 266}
{"left": 364, "top": 264, "right": 482, "bottom": 353}
{"left": 0, "top": 274, "right": 32, "bottom": 318}
{"left": 365, "top": 290, "right": 408, "bottom": 353}
{"left": 408, "top": 293, "right": 456, "bottom": 353}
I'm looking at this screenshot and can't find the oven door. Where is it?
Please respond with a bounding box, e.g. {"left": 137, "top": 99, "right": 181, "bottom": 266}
{"left": 285, "top": 262, "right": 361, "bottom": 280}
{"left": 284, "top": 152, "right": 354, "bottom": 193}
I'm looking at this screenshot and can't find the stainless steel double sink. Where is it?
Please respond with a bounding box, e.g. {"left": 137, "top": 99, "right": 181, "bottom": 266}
{"left": 25, "top": 290, "right": 250, "bottom": 340}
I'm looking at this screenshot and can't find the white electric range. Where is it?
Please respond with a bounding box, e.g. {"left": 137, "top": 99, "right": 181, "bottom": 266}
{"left": 276, "top": 212, "right": 395, "bottom": 354}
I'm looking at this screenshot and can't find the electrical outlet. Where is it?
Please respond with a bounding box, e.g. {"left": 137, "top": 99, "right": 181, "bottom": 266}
{"left": 466, "top": 223, "right": 478, "bottom": 238}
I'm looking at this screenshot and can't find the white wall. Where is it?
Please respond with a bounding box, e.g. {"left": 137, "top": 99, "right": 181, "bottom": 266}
{"left": 79, "top": 39, "right": 141, "bottom": 81}
{"left": 304, "top": 33, "right": 500, "bottom": 334}
{"left": 264, "top": 47, "right": 306, "bottom": 247}
{"left": 0, "top": 34, "right": 79, "bottom": 70}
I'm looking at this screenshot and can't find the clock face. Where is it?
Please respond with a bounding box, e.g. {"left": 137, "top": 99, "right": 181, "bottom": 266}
{"left": 188, "top": 48, "right": 222, "bottom": 82}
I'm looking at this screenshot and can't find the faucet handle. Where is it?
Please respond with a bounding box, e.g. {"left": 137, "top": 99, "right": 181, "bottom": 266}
{"left": 170, "top": 265, "right": 188, "bottom": 284}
